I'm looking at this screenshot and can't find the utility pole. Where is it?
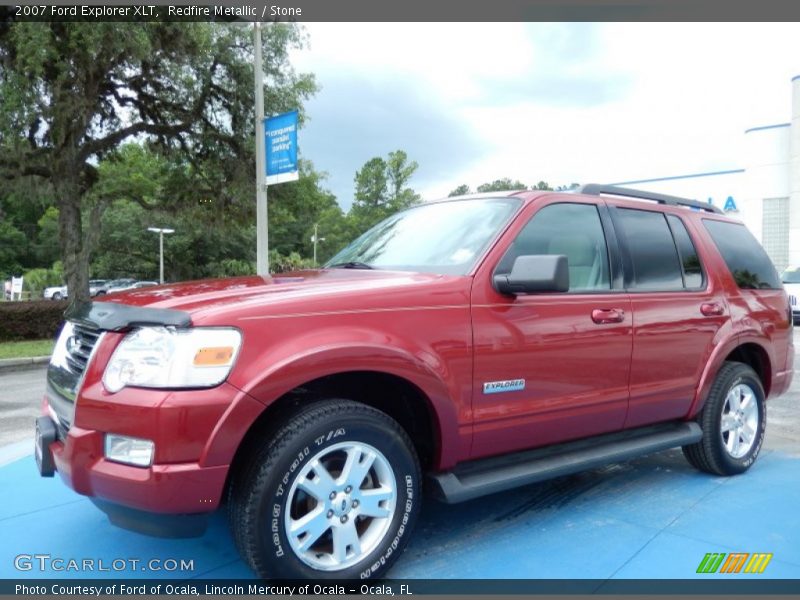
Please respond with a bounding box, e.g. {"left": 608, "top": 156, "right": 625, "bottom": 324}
{"left": 147, "top": 227, "right": 174, "bottom": 284}
{"left": 254, "top": 21, "right": 269, "bottom": 275}
{"left": 311, "top": 223, "right": 325, "bottom": 266}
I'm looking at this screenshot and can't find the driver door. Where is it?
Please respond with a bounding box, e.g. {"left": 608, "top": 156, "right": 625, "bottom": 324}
{"left": 470, "top": 199, "right": 632, "bottom": 460}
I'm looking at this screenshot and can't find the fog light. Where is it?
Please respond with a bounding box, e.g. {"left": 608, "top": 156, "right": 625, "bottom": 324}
{"left": 104, "top": 434, "right": 155, "bottom": 467}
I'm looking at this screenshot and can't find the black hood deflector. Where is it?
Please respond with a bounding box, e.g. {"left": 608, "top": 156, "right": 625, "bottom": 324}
{"left": 65, "top": 301, "right": 192, "bottom": 331}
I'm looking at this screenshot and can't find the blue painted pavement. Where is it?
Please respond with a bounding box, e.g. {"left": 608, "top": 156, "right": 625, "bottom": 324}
{"left": 1, "top": 448, "right": 799, "bottom": 580}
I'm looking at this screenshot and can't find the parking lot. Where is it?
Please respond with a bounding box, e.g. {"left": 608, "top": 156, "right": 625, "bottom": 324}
{"left": 0, "top": 336, "right": 798, "bottom": 583}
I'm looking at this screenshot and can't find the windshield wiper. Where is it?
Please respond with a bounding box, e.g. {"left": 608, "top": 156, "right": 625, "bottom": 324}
{"left": 327, "top": 261, "right": 375, "bottom": 270}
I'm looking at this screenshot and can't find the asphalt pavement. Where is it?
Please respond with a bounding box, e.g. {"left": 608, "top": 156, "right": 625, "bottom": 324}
{"left": 0, "top": 365, "right": 45, "bottom": 463}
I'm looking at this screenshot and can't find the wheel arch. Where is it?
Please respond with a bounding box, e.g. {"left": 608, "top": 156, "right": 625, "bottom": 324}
{"left": 689, "top": 336, "right": 772, "bottom": 418}
{"left": 222, "top": 366, "right": 458, "bottom": 507}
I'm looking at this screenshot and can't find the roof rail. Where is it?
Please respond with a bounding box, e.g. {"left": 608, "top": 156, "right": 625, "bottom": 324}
{"left": 577, "top": 184, "right": 723, "bottom": 214}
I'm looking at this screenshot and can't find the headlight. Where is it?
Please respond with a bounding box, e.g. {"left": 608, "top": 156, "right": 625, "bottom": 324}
{"left": 102, "top": 327, "right": 242, "bottom": 393}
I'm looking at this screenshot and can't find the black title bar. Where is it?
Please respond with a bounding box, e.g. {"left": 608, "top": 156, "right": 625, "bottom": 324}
{"left": 3, "top": 0, "right": 800, "bottom": 22}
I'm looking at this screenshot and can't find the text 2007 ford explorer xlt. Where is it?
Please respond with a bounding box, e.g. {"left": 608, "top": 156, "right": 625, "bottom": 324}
{"left": 36, "top": 185, "right": 793, "bottom": 579}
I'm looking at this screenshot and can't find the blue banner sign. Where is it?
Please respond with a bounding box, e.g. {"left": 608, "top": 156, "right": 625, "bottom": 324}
{"left": 264, "top": 110, "right": 299, "bottom": 185}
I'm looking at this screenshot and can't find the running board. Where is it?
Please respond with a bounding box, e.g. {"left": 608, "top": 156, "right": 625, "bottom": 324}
{"left": 429, "top": 421, "right": 702, "bottom": 504}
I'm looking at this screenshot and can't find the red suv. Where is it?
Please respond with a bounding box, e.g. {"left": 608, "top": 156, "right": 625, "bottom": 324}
{"left": 36, "top": 185, "right": 793, "bottom": 579}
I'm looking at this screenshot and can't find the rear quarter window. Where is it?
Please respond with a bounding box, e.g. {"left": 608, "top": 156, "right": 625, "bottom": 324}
{"left": 702, "top": 219, "right": 781, "bottom": 289}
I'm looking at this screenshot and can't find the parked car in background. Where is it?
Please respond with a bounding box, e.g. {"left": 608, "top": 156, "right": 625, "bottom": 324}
{"left": 89, "top": 280, "right": 107, "bottom": 297}
{"left": 106, "top": 280, "right": 158, "bottom": 294}
{"left": 94, "top": 278, "right": 136, "bottom": 296}
{"left": 781, "top": 266, "right": 800, "bottom": 324}
{"left": 44, "top": 280, "right": 111, "bottom": 300}
{"left": 43, "top": 285, "right": 67, "bottom": 300}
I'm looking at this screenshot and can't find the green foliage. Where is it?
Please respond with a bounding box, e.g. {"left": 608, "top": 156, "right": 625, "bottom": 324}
{"left": 450, "top": 179, "right": 554, "bottom": 196}
{"left": 351, "top": 150, "right": 421, "bottom": 235}
{"left": 0, "top": 21, "right": 317, "bottom": 301}
{"left": 268, "top": 160, "right": 341, "bottom": 259}
{"left": 448, "top": 184, "right": 471, "bottom": 197}
{"left": 476, "top": 178, "right": 529, "bottom": 193}
{"left": 35, "top": 206, "right": 61, "bottom": 266}
{"left": 21, "top": 266, "right": 62, "bottom": 297}
{"left": 0, "top": 218, "right": 26, "bottom": 277}
{"left": 209, "top": 258, "right": 255, "bottom": 278}
{"left": 269, "top": 249, "right": 315, "bottom": 274}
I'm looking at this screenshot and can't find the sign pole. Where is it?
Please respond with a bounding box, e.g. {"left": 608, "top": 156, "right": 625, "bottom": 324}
{"left": 313, "top": 223, "right": 318, "bottom": 266}
{"left": 254, "top": 21, "right": 269, "bottom": 275}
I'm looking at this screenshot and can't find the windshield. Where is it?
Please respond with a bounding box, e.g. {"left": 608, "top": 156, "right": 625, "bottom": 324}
{"left": 326, "top": 197, "right": 522, "bottom": 275}
{"left": 782, "top": 267, "right": 800, "bottom": 284}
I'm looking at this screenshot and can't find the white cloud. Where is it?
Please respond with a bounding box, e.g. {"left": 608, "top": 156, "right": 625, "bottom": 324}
{"left": 291, "top": 23, "right": 800, "bottom": 205}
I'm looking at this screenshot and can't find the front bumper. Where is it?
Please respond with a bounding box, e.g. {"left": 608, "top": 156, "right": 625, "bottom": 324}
{"left": 36, "top": 415, "right": 228, "bottom": 537}
{"left": 38, "top": 376, "right": 267, "bottom": 537}
{"left": 48, "top": 422, "right": 229, "bottom": 513}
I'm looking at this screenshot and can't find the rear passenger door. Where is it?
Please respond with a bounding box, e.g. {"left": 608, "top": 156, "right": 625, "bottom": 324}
{"left": 610, "top": 206, "right": 728, "bottom": 427}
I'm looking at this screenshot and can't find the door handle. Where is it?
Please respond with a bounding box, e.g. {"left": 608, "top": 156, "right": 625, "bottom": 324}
{"left": 591, "top": 308, "right": 625, "bottom": 324}
{"left": 701, "top": 302, "right": 725, "bottom": 316}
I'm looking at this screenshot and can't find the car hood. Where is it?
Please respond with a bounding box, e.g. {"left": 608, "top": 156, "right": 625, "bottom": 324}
{"left": 94, "top": 269, "right": 468, "bottom": 324}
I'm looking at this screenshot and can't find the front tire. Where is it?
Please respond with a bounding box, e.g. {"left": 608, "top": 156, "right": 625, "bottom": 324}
{"left": 230, "top": 400, "right": 421, "bottom": 579}
{"left": 682, "top": 362, "right": 766, "bottom": 475}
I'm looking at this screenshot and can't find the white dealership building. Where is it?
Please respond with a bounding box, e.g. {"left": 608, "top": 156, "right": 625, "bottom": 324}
{"left": 608, "top": 75, "right": 800, "bottom": 273}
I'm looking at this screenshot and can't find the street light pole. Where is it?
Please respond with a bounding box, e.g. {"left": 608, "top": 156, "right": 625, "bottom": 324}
{"left": 147, "top": 227, "right": 175, "bottom": 284}
{"left": 311, "top": 223, "right": 325, "bottom": 266}
{"left": 254, "top": 21, "right": 269, "bottom": 276}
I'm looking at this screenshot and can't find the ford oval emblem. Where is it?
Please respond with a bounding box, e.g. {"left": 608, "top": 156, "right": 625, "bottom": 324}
{"left": 66, "top": 336, "right": 80, "bottom": 354}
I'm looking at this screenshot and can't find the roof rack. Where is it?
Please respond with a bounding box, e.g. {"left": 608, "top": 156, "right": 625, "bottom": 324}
{"left": 577, "top": 184, "right": 723, "bottom": 214}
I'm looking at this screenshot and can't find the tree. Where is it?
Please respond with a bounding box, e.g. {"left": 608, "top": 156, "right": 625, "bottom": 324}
{"left": 268, "top": 160, "right": 342, "bottom": 259}
{"left": 0, "top": 20, "right": 316, "bottom": 302}
{"left": 0, "top": 218, "right": 26, "bottom": 279}
{"left": 351, "top": 150, "right": 420, "bottom": 234}
{"left": 448, "top": 184, "right": 471, "bottom": 197}
{"left": 476, "top": 178, "right": 528, "bottom": 193}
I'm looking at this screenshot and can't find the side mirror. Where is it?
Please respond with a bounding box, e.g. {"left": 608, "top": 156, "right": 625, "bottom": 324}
{"left": 493, "top": 255, "right": 569, "bottom": 295}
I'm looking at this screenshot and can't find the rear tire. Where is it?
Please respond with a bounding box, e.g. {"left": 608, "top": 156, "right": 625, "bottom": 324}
{"left": 229, "top": 400, "right": 421, "bottom": 579}
{"left": 682, "top": 362, "right": 766, "bottom": 476}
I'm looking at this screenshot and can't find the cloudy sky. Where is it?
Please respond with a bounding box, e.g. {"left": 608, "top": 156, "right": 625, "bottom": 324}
{"left": 290, "top": 23, "right": 800, "bottom": 209}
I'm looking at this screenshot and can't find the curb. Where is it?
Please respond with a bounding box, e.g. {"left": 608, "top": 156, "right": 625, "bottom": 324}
{"left": 0, "top": 355, "right": 50, "bottom": 373}
{"left": 0, "top": 440, "right": 32, "bottom": 468}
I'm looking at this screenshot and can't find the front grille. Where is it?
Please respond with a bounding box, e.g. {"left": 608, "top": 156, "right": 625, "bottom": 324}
{"left": 46, "top": 321, "right": 103, "bottom": 430}
{"left": 63, "top": 323, "right": 101, "bottom": 378}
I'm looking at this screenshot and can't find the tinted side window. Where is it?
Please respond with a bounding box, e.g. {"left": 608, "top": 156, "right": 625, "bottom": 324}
{"left": 667, "top": 215, "right": 704, "bottom": 288}
{"left": 615, "top": 209, "right": 683, "bottom": 290}
{"left": 703, "top": 219, "right": 781, "bottom": 289}
{"left": 497, "top": 203, "right": 610, "bottom": 292}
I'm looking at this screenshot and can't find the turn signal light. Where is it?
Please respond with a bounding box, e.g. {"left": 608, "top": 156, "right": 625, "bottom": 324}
{"left": 193, "top": 346, "right": 235, "bottom": 367}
